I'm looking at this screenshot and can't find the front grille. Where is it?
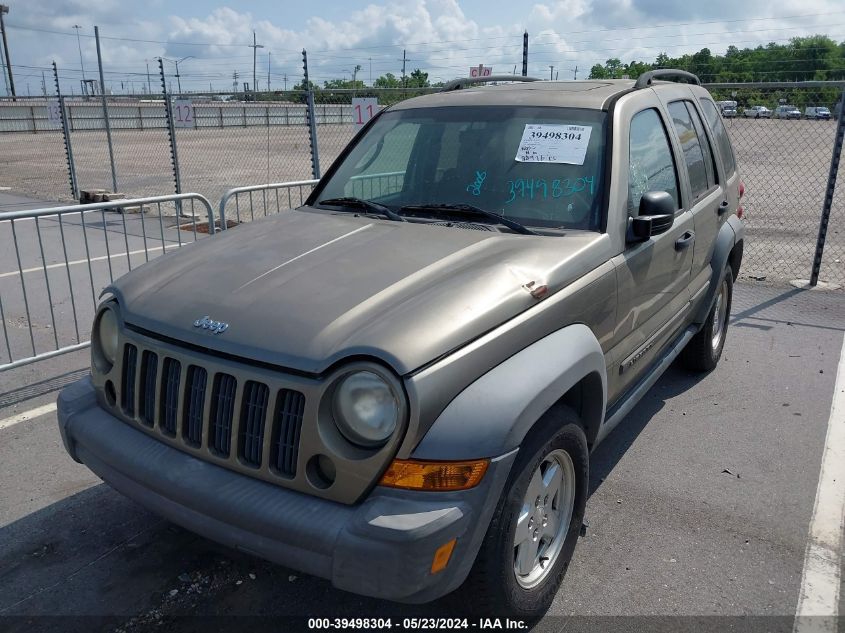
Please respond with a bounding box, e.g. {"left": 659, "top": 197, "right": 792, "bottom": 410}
{"left": 139, "top": 350, "right": 158, "bottom": 426}
{"left": 210, "top": 373, "right": 237, "bottom": 457}
{"left": 160, "top": 358, "right": 181, "bottom": 436}
{"left": 117, "top": 341, "right": 307, "bottom": 485}
{"left": 183, "top": 365, "right": 207, "bottom": 446}
{"left": 273, "top": 389, "right": 306, "bottom": 477}
{"left": 121, "top": 344, "right": 137, "bottom": 415}
{"left": 239, "top": 381, "right": 269, "bottom": 467}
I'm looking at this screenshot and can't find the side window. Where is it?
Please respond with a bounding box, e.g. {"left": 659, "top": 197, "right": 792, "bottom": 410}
{"left": 699, "top": 98, "right": 737, "bottom": 175}
{"left": 628, "top": 108, "right": 681, "bottom": 215}
{"left": 667, "top": 101, "right": 709, "bottom": 200}
{"left": 686, "top": 102, "right": 718, "bottom": 187}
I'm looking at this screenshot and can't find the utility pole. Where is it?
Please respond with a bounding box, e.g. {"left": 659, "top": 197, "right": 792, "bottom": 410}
{"left": 522, "top": 31, "right": 528, "bottom": 77}
{"left": 41, "top": 70, "right": 46, "bottom": 96}
{"left": 573, "top": 65, "right": 578, "bottom": 80}
{"left": 0, "top": 32, "right": 8, "bottom": 95}
{"left": 369, "top": 57, "right": 372, "bottom": 85}
{"left": 283, "top": 73, "right": 287, "bottom": 91}
{"left": 549, "top": 65, "right": 554, "bottom": 81}
{"left": 267, "top": 51, "right": 271, "bottom": 91}
{"left": 0, "top": 4, "right": 16, "bottom": 99}
{"left": 174, "top": 59, "right": 182, "bottom": 94}
{"left": 145, "top": 59, "right": 151, "bottom": 94}
{"left": 401, "top": 49, "right": 407, "bottom": 88}
{"left": 95, "top": 25, "right": 117, "bottom": 192}
{"left": 250, "top": 31, "right": 264, "bottom": 100}
{"left": 73, "top": 25, "right": 86, "bottom": 87}
{"left": 232, "top": 70, "right": 239, "bottom": 93}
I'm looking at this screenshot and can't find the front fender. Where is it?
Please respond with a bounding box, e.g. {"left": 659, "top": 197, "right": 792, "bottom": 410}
{"left": 412, "top": 323, "right": 606, "bottom": 460}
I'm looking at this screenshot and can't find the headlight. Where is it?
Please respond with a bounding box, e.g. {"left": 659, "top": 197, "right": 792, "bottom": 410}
{"left": 332, "top": 371, "right": 399, "bottom": 447}
{"left": 94, "top": 305, "right": 119, "bottom": 370}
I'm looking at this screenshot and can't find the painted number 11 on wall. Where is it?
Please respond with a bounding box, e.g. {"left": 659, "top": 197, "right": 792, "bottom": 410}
{"left": 352, "top": 98, "right": 379, "bottom": 127}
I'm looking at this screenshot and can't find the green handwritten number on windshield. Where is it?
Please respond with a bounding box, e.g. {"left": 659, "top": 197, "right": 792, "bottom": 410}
{"left": 505, "top": 176, "right": 595, "bottom": 204}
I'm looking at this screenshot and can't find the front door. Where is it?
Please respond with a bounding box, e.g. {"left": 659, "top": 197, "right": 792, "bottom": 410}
{"left": 608, "top": 106, "right": 695, "bottom": 405}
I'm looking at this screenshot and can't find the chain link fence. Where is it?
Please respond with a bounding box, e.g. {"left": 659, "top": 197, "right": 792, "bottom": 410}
{"left": 708, "top": 83, "right": 844, "bottom": 286}
{"left": 1, "top": 83, "right": 843, "bottom": 287}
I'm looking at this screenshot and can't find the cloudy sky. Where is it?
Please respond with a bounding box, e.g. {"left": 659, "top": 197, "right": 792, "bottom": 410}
{"left": 1, "top": 0, "right": 844, "bottom": 95}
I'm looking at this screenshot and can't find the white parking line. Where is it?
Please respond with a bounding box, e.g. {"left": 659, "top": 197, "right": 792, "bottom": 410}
{"left": 0, "top": 402, "right": 58, "bottom": 431}
{"left": 794, "top": 332, "right": 845, "bottom": 632}
{"left": 0, "top": 246, "right": 166, "bottom": 279}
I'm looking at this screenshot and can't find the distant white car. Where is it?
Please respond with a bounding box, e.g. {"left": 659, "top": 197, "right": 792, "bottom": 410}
{"left": 744, "top": 105, "right": 772, "bottom": 118}
{"left": 805, "top": 106, "right": 831, "bottom": 120}
{"left": 716, "top": 100, "right": 738, "bottom": 117}
{"left": 773, "top": 105, "right": 801, "bottom": 120}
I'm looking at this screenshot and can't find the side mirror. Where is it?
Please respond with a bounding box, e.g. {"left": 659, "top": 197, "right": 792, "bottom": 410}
{"left": 628, "top": 191, "right": 676, "bottom": 242}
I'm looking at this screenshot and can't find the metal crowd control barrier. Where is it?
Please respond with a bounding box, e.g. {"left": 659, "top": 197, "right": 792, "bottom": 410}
{"left": 217, "top": 172, "right": 405, "bottom": 227}
{"left": 218, "top": 179, "right": 319, "bottom": 226}
{"left": 0, "top": 193, "right": 215, "bottom": 372}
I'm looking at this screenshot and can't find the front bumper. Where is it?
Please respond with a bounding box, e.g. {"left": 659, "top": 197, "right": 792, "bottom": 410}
{"left": 57, "top": 377, "right": 516, "bottom": 603}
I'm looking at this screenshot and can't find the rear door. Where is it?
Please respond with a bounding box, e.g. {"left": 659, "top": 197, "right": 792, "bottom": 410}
{"left": 660, "top": 95, "right": 726, "bottom": 304}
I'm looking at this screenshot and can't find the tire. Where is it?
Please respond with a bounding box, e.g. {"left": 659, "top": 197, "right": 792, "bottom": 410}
{"left": 682, "top": 265, "right": 733, "bottom": 372}
{"left": 461, "top": 405, "right": 588, "bottom": 618}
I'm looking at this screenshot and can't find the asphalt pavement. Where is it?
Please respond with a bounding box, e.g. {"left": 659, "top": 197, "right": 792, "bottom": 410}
{"left": 0, "top": 281, "right": 843, "bottom": 632}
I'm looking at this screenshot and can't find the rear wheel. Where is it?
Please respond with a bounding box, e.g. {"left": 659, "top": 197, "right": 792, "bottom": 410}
{"left": 682, "top": 266, "right": 733, "bottom": 372}
{"left": 462, "top": 406, "right": 588, "bottom": 618}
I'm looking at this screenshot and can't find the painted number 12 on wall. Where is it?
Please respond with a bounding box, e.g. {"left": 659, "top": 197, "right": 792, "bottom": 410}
{"left": 172, "top": 100, "right": 195, "bottom": 128}
{"left": 352, "top": 98, "right": 379, "bottom": 127}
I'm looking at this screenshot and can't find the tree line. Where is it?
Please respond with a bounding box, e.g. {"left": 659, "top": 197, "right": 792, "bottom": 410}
{"left": 587, "top": 36, "right": 845, "bottom": 109}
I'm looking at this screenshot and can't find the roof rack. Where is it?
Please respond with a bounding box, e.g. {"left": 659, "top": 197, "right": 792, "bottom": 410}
{"left": 634, "top": 69, "right": 701, "bottom": 89}
{"left": 440, "top": 75, "right": 542, "bottom": 92}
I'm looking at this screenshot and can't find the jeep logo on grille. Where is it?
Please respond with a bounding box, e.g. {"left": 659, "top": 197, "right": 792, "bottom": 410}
{"left": 193, "top": 316, "right": 229, "bottom": 334}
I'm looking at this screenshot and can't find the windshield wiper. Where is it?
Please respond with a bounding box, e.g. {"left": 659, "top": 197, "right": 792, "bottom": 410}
{"left": 318, "top": 197, "right": 405, "bottom": 222}
{"left": 399, "top": 203, "right": 538, "bottom": 235}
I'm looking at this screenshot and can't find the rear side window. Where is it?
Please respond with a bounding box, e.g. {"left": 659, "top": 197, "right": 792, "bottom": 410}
{"left": 699, "top": 98, "right": 737, "bottom": 175}
{"left": 628, "top": 108, "right": 680, "bottom": 215}
{"left": 686, "top": 102, "right": 718, "bottom": 187}
{"left": 667, "top": 101, "right": 709, "bottom": 200}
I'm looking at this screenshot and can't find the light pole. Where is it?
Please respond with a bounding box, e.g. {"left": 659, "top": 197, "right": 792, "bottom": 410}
{"left": 0, "top": 4, "right": 15, "bottom": 98}
{"left": 174, "top": 56, "right": 193, "bottom": 95}
{"left": 73, "top": 25, "right": 86, "bottom": 82}
{"left": 249, "top": 31, "right": 264, "bottom": 99}
{"left": 161, "top": 56, "right": 193, "bottom": 95}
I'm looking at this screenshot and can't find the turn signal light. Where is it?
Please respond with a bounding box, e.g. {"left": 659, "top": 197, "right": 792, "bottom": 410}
{"left": 431, "top": 538, "right": 457, "bottom": 574}
{"left": 379, "top": 459, "right": 489, "bottom": 491}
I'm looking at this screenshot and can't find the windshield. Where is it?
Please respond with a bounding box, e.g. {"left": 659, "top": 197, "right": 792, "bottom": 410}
{"left": 312, "top": 106, "right": 607, "bottom": 231}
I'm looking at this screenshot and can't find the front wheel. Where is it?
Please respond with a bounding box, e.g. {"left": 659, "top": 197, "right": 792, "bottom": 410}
{"left": 462, "top": 406, "right": 588, "bottom": 618}
{"left": 682, "top": 265, "right": 733, "bottom": 372}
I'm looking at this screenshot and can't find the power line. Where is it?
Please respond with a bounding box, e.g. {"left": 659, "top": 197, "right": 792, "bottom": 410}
{"left": 7, "top": 10, "right": 845, "bottom": 55}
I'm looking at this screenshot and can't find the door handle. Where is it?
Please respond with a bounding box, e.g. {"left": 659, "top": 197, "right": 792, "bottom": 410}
{"left": 675, "top": 231, "right": 695, "bottom": 251}
{"left": 717, "top": 200, "right": 730, "bottom": 216}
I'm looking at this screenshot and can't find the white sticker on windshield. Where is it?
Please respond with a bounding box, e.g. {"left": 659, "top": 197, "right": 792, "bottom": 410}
{"left": 515, "top": 124, "right": 593, "bottom": 165}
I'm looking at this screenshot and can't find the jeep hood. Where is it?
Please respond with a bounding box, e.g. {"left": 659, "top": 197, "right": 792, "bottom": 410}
{"left": 109, "top": 209, "right": 608, "bottom": 375}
